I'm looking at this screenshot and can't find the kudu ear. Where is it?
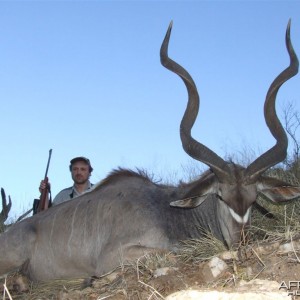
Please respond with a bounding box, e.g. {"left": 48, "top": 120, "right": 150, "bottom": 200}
{"left": 170, "top": 193, "right": 215, "bottom": 208}
{"left": 258, "top": 176, "right": 300, "bottom": 203}
{"left": 170, "top": 175, "right": 218, "bottom": 208}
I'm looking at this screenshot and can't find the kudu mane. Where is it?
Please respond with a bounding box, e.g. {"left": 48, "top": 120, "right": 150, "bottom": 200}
{"left": 96, "top": 168, "right": 156, "bottom": 189}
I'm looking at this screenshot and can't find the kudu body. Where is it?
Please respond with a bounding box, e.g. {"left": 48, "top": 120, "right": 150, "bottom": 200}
{"left": 1, "top": 21, "right": 300, "bottom": 282}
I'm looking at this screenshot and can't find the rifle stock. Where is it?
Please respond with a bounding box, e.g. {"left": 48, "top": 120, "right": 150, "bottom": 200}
{"left": 37, "top": 177, "right": 49, "bottom": 213}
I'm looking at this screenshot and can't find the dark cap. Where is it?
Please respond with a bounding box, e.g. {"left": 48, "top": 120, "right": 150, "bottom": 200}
{"left": 69, "top": 156, "right": 93, "bottom": 172}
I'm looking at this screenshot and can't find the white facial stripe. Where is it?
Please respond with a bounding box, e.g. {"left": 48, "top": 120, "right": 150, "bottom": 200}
{"left": 229, "top": 207, "right": 251, "bottom": 224}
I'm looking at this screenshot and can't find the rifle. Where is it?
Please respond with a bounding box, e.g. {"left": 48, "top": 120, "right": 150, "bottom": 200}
{"left": 35, "top": 149, "right": 53, "bottom": 214}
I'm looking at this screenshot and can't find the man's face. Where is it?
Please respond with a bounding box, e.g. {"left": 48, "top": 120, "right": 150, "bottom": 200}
{"left": 71, "top": 161, "right": 90, "bottom": 184}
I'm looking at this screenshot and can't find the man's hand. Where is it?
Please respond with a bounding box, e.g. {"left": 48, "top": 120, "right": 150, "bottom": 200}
{"left": 39, "top": 180, "right": 50, "bottom": 193}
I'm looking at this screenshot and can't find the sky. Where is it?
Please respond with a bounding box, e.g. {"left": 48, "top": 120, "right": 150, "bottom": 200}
{"left": 0, "top": 0, "right": 300, "bottom": 218}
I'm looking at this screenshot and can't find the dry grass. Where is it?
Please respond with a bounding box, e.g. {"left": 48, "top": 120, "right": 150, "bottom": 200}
{"left": 248, "top": 167, "right": 300, "bottom": 243}
{"left": 177, "top": 232, "right": 227, "bottom": 263}
{"left": 250, "top": 197, "right": 300, "bottom": 243}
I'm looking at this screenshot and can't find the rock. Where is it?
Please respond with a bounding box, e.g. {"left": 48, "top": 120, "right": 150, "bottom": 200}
{"left": 199, "top": 257, "right": 228, "bottom": 282}
{"left": 278, "top": 240, "right": 300, "bottom": 254}
{"left": 254, "top": 241, "right": 281, "bottom": 255}
{"left": 153, "top": 267, "right": 177, "bottom": 278}
{"left": 219, "top": 250, "right": 238, "bottom": 261}
{"left": 237, "top": 279, "right": 281, "bottom": 291}
{"left": 165, "top": 290, "right": 290, "bottom": 300}
{"left": 165, "top": 279, "right": 290, "bottom": 300}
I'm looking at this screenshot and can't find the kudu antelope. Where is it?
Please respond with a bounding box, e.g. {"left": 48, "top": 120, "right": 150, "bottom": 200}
{"left": 0, "top": 21, "right": 300, "bottom": 282}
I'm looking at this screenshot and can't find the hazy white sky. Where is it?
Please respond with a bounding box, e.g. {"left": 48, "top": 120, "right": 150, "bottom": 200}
{"left": 0, "top": 0, "right": 300, "bottom": 218}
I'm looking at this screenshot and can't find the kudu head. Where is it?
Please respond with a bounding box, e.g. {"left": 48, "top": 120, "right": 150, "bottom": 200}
{"left": 0, "top": 188, "right": 12, "bottom": 231}
{"left": 161, "top": 20, "right": 300, "bottom": 247}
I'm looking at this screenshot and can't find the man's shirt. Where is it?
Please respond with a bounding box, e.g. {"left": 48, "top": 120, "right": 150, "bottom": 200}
{"left": 52, "top": 181, "right": 93, "bottom": 205}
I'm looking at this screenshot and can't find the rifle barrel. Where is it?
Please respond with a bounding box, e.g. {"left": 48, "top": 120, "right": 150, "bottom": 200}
{"left": 44, "top": 149, "right": 52, "bottom": 179}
